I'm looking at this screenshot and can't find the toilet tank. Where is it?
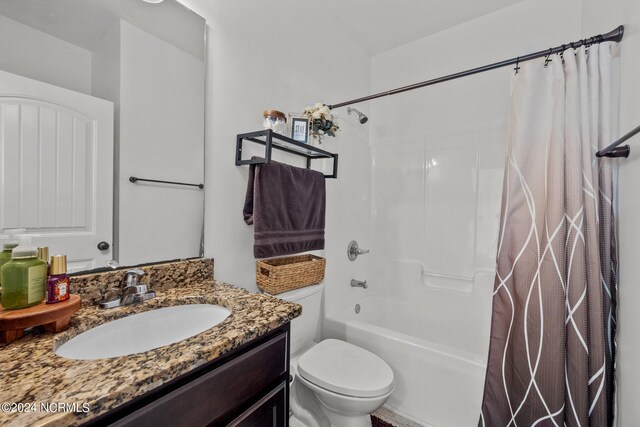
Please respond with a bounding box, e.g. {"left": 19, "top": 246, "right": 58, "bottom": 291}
{"left": 273, "top": 283, "right": 324, "bottom": 356}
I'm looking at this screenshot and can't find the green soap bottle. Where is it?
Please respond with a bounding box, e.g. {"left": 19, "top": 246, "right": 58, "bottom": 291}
{"left": 1, "top": 237, "right": 46, "bottom": 310}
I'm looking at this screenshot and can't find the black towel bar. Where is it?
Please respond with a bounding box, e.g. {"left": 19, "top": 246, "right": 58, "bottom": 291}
{"left": 129, "top": 176, "right": 204, "bottom": 189}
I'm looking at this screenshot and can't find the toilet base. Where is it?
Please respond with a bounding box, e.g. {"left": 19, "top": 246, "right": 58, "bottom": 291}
{"left": 289, "top": 408, "right": 372, "bottom": 427}
{"left": 319, "top": 406, "right": 372, "bottom": 427}
{"left": 297, "top": 371, "right": 392, "bottom": 427}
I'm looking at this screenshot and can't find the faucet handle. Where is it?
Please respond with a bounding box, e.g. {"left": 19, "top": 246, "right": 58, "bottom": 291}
{"left": 124, "top": 284, "right": 148, "bottom": 295}
{"left": 124, "top": 269, "right": 145, "bottom": 287}
{"left": 347, "top": 241, "right": 370, "bottom": 261}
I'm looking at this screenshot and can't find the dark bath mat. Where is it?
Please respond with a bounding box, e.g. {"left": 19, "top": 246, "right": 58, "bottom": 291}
{"left": 372, "top": 414, "right": 397, "bottom": 427}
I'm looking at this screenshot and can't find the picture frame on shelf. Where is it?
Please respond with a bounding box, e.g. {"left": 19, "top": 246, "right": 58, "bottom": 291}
{"left": 290, "top": 117, "right": 310, "bottom": 144}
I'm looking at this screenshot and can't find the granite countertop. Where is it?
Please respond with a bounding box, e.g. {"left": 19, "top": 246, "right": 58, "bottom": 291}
{"left": 0, "top": 279, "right": 301, "bottom": 427}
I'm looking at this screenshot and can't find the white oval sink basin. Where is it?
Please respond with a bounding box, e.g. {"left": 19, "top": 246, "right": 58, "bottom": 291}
{"left": 55, "top": 304, "right": 231, "bottom": 360}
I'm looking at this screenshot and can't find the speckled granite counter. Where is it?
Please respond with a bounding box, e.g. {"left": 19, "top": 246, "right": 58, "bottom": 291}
{"left": 0, "top": 260, "right": 301, "bottom": 427}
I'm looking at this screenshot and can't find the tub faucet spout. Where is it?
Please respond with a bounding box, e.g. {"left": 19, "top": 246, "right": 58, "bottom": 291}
{"left": 350, "top": 279, "right": 368, "bottom": 289}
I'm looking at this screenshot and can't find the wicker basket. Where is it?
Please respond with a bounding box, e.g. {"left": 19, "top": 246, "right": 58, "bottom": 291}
{"left": 256, "top": 254, "right": 326, "bottom": 295}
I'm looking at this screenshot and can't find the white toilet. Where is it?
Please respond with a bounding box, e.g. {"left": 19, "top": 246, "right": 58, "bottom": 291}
{"left": 273, "top": 283, "right": 394, "bottom": 427}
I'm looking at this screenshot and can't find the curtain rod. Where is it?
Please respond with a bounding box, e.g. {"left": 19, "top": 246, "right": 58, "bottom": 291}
{"left": 327, "top": 25, "right": 624, "bottom": 110}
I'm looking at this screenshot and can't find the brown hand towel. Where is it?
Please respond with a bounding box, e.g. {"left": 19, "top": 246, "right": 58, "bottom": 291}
{"left": 243, "top": 158, "right": 325, "bottom": 258}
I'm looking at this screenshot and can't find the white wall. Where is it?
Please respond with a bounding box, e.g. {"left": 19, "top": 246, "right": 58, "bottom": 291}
{"left": 615, "top": 14, "right": 640, "bottom": 427}
{"left": 117, "top": 21, "right": 205, "bottom": 265}
{"left": 178, "top": 0, "right": 372, "bottom": 308}
{"left": 581, "top": 1, "right": 640, "bottom": 425}
{"left": 92, "top": 20, "right": 205, "bottom": 266}
{"left": 0, "top": 14, "right": 92, "bottom": 94}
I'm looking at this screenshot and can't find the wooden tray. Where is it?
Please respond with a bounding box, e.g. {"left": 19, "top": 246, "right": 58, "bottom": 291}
{"left": 0, "top": 294, "right": 81, "bottom": 344}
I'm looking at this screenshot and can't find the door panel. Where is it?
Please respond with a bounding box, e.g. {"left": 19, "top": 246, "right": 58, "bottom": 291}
{"left": 0, "top": 69, "right": 113, "bottom": 272}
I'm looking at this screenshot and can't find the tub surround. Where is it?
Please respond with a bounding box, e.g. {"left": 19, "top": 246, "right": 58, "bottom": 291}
{"left": 0, "top": 258, "right": 301, "bottom": 426}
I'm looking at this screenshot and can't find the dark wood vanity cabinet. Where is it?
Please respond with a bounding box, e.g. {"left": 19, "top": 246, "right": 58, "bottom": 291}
{"left": 86, "top": 324, "right": 290, "bottom": 427}
{"left": 228, "top": 382, "right": 287, "bottom": 426}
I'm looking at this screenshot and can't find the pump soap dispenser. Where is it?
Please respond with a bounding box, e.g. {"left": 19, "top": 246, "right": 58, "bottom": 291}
{"left": 0, "top": 235, "right": 47, "bottom": 309}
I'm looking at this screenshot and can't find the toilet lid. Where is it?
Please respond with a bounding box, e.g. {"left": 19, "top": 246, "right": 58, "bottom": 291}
{"left": 297, "top": 339, "right": 394, "bottom": 398}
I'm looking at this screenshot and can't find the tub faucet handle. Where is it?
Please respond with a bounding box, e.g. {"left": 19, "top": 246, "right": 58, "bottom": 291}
{"left": 347, "top": 240, "right": 370, "bottom": 261}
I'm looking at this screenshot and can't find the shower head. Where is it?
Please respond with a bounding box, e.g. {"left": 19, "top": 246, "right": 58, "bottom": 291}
{"left": 347, "top": 107, "right": 368, "bottom": 124}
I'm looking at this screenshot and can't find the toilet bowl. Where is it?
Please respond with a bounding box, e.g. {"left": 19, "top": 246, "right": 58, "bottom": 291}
{"left": 296, "top": 339, "right": 395, "bottom": 427}
{"left": 297, "top": 376, "right": 393, "bottom": 427}
{"left": 269, "top": 284, "right": 395, "bottom": 427}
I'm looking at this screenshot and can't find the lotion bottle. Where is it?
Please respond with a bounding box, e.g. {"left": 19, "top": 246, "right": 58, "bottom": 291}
{"left": 46, "top": 255, "right": 70, "bottom": 304}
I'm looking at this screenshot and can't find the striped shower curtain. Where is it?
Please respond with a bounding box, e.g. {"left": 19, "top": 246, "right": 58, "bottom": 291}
{"left": 480, "top": 42, "right": 619, "bottom": 426}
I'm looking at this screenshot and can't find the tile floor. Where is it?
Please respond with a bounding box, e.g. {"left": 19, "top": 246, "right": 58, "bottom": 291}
{"left": 372, "top": 407, "right": 425, "bottom": 427}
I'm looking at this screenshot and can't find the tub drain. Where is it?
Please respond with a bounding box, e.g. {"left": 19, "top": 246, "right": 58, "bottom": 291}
{"left": 355, "top": 303, "right": 361, "bottom": 314}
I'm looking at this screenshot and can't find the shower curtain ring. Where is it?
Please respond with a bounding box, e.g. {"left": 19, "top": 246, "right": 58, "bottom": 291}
{"left": 558, "top": 45, "right": 565, "bottom": 64}
{"left": 514, "top": 56, "right": 520, "bottom": 74}
{"left": 571, "top": 41, "right": 579, "bottom": 55}
{"left": 544, "top": 48, "right": 553, "bottom": 67}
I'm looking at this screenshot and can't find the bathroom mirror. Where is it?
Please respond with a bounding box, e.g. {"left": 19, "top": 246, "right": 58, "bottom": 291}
{"left": 0, "top": 0, "right": 206, "bottom": 272}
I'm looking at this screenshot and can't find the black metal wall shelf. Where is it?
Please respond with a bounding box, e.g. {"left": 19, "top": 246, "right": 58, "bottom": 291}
{"left": 236, "top": 129, "right": 338, "bottom": 178}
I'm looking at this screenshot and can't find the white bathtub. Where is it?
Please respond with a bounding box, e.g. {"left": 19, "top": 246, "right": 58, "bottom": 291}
{"left": 323, "top": 295, "right": 487, "bottom": 427}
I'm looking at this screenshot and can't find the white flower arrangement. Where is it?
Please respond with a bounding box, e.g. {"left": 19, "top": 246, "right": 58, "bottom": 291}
{"left": 303, "top": 103, "right": 339, "bottom": 141}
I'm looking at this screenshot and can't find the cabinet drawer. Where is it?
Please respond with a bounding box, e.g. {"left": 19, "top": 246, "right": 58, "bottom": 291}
{"left": 111, "top": 331, "right": 288, "bottom": 427}
{"left": 228, "top": 381, "right": 287, "bottom": 427}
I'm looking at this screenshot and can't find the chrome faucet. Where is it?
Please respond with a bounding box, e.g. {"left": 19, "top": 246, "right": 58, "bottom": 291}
{"left": 350, "top": 279, "right": 368, "bottom": 289}
{"left": 100, "top": 269, "right": 156, "bottom": 309}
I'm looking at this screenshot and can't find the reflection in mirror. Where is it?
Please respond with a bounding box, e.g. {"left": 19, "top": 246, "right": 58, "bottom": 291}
{"left": 0, "top": 0, "right": 206, "bottom": 272}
